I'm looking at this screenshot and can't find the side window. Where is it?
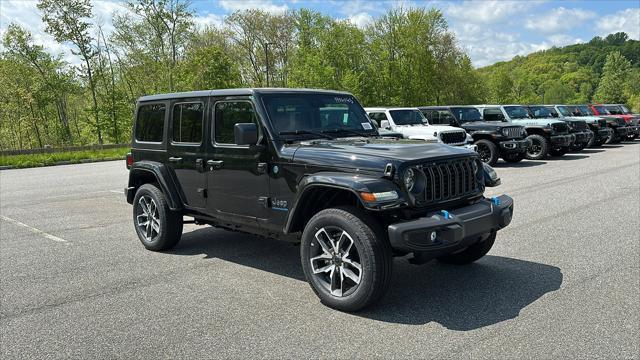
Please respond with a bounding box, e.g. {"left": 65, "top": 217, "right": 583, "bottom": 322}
{"left": 368, "top": 112, "right": 388, "bottom": 121}
{"left": 214, "top": 101, "right": 257, "bottom": 144}
{"left": 135, "top": 104, "right": 165, "bottom": 142}
{"left": 422, "top": 110, "right": 434, "bottom": 122}
{"left": 172, "top": 102, "right": 203, "bottom": 143}
{"left": 483, "top": 108, "right": 505, "bottom": 121}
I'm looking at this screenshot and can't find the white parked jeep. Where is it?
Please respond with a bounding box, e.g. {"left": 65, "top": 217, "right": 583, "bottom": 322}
{"left": 365, "top": 107, "right": 474, "bottom": 148}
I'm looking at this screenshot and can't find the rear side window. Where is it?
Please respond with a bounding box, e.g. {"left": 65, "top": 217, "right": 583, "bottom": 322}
{"left": 483, "top": 108, "right": 505, "bottom": 121}
{"left": 135, "top": 104, "right": 165, "bottom": 142}
{"left": 172, "top": 102, "right": 203, "bottom": 143}
{"left": 214, "top": 101, "right": 257, "bottom": 144}
{"left": 368, "top": 112, "right": 388, "bottom": 121}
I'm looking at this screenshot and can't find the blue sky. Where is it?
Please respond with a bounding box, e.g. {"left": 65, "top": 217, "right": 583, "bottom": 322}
{"left": 1, "top": 0, "right": 639, "bottom": 67}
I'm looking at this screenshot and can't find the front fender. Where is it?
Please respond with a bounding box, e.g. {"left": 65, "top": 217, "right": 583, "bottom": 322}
{"left": 127, "top": 161, "right": 184, "bottom": 211}
{"left": 284, "top": 172, "right": 406, "bottom": 233}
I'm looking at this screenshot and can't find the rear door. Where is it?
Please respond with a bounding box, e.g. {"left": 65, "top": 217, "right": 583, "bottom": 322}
{"left": 166, "top": 99, "right": 207, "bottom": 209}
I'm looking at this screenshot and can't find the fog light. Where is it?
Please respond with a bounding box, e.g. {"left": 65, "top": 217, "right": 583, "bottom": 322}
{"left": 430, "top": 232, "right": 437, "bottom": 241}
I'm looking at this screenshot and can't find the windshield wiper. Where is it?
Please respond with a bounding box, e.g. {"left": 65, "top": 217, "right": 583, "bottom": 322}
{"left": 321, "top": 128, "right": 371, "bottom": 137}
{"left": 278, "top": 130, "right": 335, "bottom": 140}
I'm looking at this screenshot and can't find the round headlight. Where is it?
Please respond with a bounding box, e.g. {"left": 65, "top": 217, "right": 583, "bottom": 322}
{"left": 404, "top": 168, "right": 416, "bottom": 191}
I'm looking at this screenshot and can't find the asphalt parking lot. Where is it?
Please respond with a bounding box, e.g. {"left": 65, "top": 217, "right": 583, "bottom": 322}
{"left": 1, "top": 142, "right": 639, "bottom": 359}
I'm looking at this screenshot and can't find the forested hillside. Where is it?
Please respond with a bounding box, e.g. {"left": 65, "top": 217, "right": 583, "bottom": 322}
{"left": 478, "top": 33, "right": 640, "bottom": 108}
{"left": 1, "top": 0, "right": 638, "bottom": 151}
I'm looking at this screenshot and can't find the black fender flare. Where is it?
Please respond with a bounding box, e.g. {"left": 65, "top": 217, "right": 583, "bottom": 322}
{"left": 283, "top": 172, "right": 404, "bottom": 234}
{"left": 127, "top": 161, "right": 184, "bottom": 211}
{"left": 468, "top": 130, "right": 498, "bottom": 141}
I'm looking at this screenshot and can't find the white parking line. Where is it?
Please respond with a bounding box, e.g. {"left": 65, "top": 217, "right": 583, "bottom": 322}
{"left": 109, "top": 190, "right": 124, "bottom": 194}
{"left": 0, "top": 215, "right": 70, "bottom": 244}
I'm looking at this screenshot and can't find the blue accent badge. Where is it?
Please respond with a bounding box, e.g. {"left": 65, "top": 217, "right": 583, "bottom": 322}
{"left": 441, "top": 210, "right": 451, "bottom": 219}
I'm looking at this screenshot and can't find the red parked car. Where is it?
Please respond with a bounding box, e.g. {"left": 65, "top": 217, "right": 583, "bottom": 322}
{"left": 589, "top": 104, "right": 637, "bottom": 142}
{"left": 604, "top": 104, "right": 640, "bottom": 140}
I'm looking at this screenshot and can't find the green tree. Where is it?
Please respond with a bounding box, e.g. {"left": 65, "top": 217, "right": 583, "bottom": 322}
{"left": 594, "top": 51, "right": 632, "bottom": 103}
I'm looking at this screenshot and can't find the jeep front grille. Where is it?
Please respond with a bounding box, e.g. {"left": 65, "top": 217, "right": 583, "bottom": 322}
{"left": 502, "top": 126, "right": 523, "bottom": 138}
{"left": 439, "top": 131, "right": 467, "bottom": 144}
{"left": 615, "top": 118, "right": 626, "bottom": 126}
{"left": 570, "top": 121, "right": 587, "bottom": 131}
{"left": 598, "top": 119, "right": 607, "bottom": 128}
{"left": 551, "top": 123, "right": 569, "bottom": 134}
{"left": 416, "top": 158, "right": 481, "bottom": 205}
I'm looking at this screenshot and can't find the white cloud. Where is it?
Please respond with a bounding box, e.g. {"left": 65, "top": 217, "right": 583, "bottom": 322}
{"left": 218, "top": 0, "right": 288, "bottom": 14}
{"left": 547, "top": 34, "right": 583, "bottom": 47}
{"left": 596, "top": 8, "right": 640, "bottom": 40}
{"left": 446, "top": 0, "right": 541, "bottom": 24}
{"left": 525, "top": 7, "right": 595, "bottom": 33}
{"left": 193, "top": 13, "right": 224, "bottom": 30}
{"left": 347, "top": 12, "right": 373, "bottom": 28}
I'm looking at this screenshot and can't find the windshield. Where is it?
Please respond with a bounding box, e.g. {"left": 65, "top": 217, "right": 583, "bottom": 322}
{"left": 556, "top": 106, "right": 574, "bottom": 117}
{"left": 605, "top": 105, "right": 623, "bottom": 115}
{"left": 528, "top": 106, "right": 553, "bottom": 118}
{"left": 389, "top": 109, "right": 428, "bottom": 125}
{"left": 262, "top": 94, "right": 376, "bottom": 138}
{"left": 450, "top": 107, "right": 482, "bottom": 122}
{"left": 620, "top": 105, "right": 631, "bottom": 114}
{"left": 503, "top": 106, "right": 531, "bottom": 119}
{"left": 594, "top": 105, "right": 610, "bottom": 115}
{"left": 578, "top": 106, "right": 593, "bottom": 116}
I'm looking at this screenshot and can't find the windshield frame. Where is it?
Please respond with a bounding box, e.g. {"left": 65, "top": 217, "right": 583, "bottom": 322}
{"left": 577, "top": 105, "right": 593, "bottom": 116}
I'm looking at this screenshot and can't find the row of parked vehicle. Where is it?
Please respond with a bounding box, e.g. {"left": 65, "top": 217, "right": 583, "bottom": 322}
{"left": 364, "top": 104, "right": 640, "bottom": 165}
{"left": 125, "top": 88, "right": 638, "bottom": 312}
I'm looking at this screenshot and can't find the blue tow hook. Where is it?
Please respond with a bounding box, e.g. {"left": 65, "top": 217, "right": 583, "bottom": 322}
{"left": 441, "top": 210, "right": 451, "bottom": 219}
{"left": 491, "top": 196, "right": 501, "bottom": 206}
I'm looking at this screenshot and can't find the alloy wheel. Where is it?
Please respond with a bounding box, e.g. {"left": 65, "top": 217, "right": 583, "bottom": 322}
{"left": 477, "top": 144, "right": 491, "bottom": 163}
{"left": 136, "top": 195, "right": 161, "bottom": 242}
{"left": 309, "top": 226, "right": 363, "bottom": 297}
{"left": 528, "top": 140, "right": 543, "bottom": 157}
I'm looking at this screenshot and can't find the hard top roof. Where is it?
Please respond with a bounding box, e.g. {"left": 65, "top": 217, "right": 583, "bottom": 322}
{"left": 137, "top": 88, "right": 353, "bottom": 102}
{"left": 364, "top": 107, "right": 421, "bottom": 111}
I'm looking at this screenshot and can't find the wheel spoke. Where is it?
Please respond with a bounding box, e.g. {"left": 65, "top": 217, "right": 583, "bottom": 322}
{"left": 343, "top": 258, "right": 362, "bottom": 272}
{"left": 329, "top": 266, "right": 343, "bottom": 297}
{"left": 138, "top": 197, "right": 150, "bottom": 215}
{"left": 314, "top": 228, "right": 334, "bottom": 255}
{"left": 341, "top": 266, "right": 361, "bottom": 284}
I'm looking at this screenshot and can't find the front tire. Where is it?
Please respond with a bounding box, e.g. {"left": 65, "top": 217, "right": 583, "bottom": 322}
{"left": 525, "top": 134, "right": 549, "bottom": 160}
{"left": 300, "top": 207, "right": 392, "bottom": 312}
{"left": 474, "top": 139, "right": 499, "bottom": 166}
{"left": 437, "top": 232, "right": 496, "bottom": 265}
{"left": 133, "top": 183, "right": 183, "bottom": 251}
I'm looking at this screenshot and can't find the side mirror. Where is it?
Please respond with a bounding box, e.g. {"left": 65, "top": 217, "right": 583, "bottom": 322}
{"left": 234, "top": 123, "right": 258, "bottom": 145}
{"left": 370, "top": 119, "right": 379, "bottom": 128}
{"left": 380, "top": 120, "right": 391, "bottom": 129}
{"left": 482, "top": 163, "right": 501, "bottom": 187}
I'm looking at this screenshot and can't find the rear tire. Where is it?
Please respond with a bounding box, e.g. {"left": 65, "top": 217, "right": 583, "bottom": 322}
{"left": 133, "top": 183, "right": 183, "bottom": 251}
{"left": 300, "top": 207, "right": 392, "bottom": 312}
{"left": 474, "top": 139, "right": 499, "bottom": 166}
{"left": 525, "top": 134, "right": 549, "bottom": 160}
{"left": 437, "top": 232, "right": 496, "bottom": 265}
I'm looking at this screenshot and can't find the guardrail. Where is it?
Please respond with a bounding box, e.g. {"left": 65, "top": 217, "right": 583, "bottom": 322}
{"left": 0, "top": 143, "right": 130, "bottom": 156}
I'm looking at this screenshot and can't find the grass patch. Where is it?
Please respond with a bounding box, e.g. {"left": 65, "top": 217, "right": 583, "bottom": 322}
{"left": 0, "top": 147, "right": 130, "bottom": 169}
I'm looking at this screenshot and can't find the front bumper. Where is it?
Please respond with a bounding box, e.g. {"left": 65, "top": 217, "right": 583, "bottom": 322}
{"left": 613, "top": 126, "right": 630, "bottom": 136}
{"left": 572, "top": 130, "right": 593, "bottom": 144}
{"left": 550, "top": 134, "right": 573, "bottom": 146}
{"left": 387, "top": 195, "right": 513, "bottom": 253}
{"left": 626, "top": 125, "right": 640, "bottom": 135}
{"left": 464, "top": 144, "right": 478, "bottom": 152}
{"left": 595, "top": 128, "right": 612, "bottom": 139}
{"left": 498, "top": 138, "right": 531, "bottom": 153}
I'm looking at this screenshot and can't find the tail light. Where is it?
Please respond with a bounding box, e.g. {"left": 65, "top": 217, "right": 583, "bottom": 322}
{"left": 126, "top": 153, "right": 133, "bottom": 169}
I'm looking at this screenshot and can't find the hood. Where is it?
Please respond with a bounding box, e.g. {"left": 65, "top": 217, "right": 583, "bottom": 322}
{"left": 562, "top": 115, "right": 602, "bottom": 124}
{"left": 288, "top": 138, "right": 476, "bottom": 172}
{"left": 509, "top": 118, "right": 564, "bottom": 127}
{"left": 430, "top": 125, "right": 466, "bottom": 133}
{"left": 460, "top": 121, "right": 514, "bottom": 131}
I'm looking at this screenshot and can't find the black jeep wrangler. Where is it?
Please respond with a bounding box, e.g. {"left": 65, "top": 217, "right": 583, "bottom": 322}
{"left": 125, "top": 89, "right": 514, "bottom": 311}
{"left": 525, "top": 105, "right": 593, "bottom": 151}
{"left": 419, "top": 106, "right": 530, "bottom": 166}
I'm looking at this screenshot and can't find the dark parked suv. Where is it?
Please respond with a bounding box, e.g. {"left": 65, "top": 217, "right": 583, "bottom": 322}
{"left": 419, "top": 106, "right": 530, "bottom": 166}
{"left": 125, "top": 88, "right": 514, "bottom": 311}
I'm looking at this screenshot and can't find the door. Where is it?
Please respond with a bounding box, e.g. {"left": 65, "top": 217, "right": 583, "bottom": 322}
{"left": 167, "top": 100, "right": 207, "bottom": 209}
{"left": 206, "top": 99, "right": 269, "bottom": 223}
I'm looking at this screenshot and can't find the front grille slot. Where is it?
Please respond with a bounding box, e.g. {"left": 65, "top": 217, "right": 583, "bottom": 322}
{"left": 439, "top": 131, "right": 466, "bottom": 144}
{"left": 615, "top": 118, "right": 625, "bottom": 126}
{"left": 503, "top": 126, "right": 522, "bottom": 138}
{"left": 417, "top": 158, "right": 480, "bottom": 206}
{"left": 573, "top": 121, "right": 587, "bottom": 131}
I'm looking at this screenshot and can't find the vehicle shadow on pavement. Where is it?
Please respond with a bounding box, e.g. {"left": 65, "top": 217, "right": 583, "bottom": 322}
{"left": 577, "top": 149, "right": 606, "bottom": 154}
{"left": 360, "top": 255, "right": 562, "bottom": 329}
{"left": 548, "top": 154, "right": 589, "bottom": 161}
{"left": 172, "top": 228, "right": 562, "bottom": 330}
{"left": 493, "top": 161, "right": 546, "bottom": 168}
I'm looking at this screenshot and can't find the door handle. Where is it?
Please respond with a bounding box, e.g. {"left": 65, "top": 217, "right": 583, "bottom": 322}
{"left": 207, "top": 160, "right": 224, "bottom": 170}
{"left": 168, "top": 157, "right": 183, "bottom": 162}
